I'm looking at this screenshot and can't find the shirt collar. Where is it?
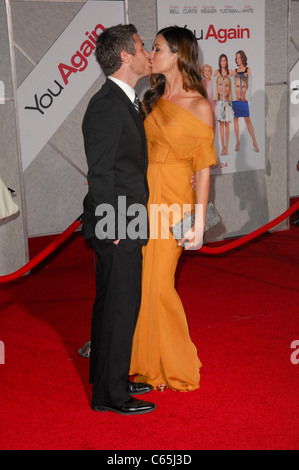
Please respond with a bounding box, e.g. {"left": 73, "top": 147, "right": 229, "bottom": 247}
{"left": 108, "top": 76, "right": 136, "bottom": 103}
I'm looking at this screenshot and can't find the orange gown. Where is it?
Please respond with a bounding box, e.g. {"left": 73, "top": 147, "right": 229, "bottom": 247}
{"left": 129, "top": 99, "right": 217, "bottom": 391}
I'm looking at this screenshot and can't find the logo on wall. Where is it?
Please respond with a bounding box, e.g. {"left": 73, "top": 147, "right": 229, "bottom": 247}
{"left": 17, "top": 1, "right": 125, "bottom": 171}
{"left": 24, "top": 24, "right": 105, "bottom": 117}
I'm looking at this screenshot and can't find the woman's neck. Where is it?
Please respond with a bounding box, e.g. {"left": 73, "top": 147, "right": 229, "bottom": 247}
{"left": 162, "top": 72, "right": 184, "bottom": 99}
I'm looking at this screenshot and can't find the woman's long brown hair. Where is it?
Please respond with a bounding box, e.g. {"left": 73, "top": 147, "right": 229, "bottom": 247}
{"left": 143, "top": 26, "right": 207, "bottom": 117}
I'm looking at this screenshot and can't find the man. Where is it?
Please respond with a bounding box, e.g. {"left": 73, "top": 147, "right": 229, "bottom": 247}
{"left": 81, "top": 24, "right": 155, "bottom": 415}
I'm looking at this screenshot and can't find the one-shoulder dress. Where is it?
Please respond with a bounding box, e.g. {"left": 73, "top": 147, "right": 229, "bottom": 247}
{"left": 129, "top": 99, "right": 217, "bottom": 391}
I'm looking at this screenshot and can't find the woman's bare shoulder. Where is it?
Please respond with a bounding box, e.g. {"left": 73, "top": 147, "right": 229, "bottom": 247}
{"left": 190, "top": 96, "right": 214, "bottom": 127}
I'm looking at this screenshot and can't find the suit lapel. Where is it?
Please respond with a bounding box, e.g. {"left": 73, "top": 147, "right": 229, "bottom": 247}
{"left": 104, "top": 79, "right": 149, "bottom": 198}
{"left": 105, "top": 79, "right": 146, "bottom": 140}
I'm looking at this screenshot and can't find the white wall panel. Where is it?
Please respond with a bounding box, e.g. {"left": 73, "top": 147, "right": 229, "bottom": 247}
{"left": 11, "top": 1, "right": 84, "bottom": 65}
{"left": 265, "top": 0, "right": 288, "bottom": 84}
{"left": 24, "top": 143, "right": 87, "bottom": 236}
{"left": 0, "top": 0, "right": 13, "bottom": 97}
{"left": 0, "top": 101, "right": 27, "bottom": 275}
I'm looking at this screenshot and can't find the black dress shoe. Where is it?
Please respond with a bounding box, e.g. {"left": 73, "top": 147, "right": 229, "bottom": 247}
{"left": 127, "top": 381, "right": 153, "bottom": 395}
{"left": 91, "top": 397, "right": 156, "bottom": 415}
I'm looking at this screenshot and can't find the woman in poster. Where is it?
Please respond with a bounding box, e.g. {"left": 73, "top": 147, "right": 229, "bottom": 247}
{"left": 214, "top": 74, "right": 234, "bottom": 155}
{"left": 213, "top": 53, "right": 233, "bottom": 77}
{"left": 213, "top": 54, "right": 234, "bottom": 155}
{"left": 232, "top": 50, "right": 259, "bottom": 153}
{"left": 202, "top": 63, "right": 215, "bottom": 112}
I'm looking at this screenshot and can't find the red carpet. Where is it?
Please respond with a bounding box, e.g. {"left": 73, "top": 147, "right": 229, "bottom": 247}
{"left": 0, "top": 225, "right": 299, "bottom": 450}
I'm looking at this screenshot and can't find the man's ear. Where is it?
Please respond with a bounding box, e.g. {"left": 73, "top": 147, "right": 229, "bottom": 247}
{"left": 120, "top": 50, "right": 130, "bottom": 64}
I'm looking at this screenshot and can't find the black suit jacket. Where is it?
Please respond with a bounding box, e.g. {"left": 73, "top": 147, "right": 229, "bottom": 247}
{"left": 81, "top": 79, "right": 149, "bottom": 246}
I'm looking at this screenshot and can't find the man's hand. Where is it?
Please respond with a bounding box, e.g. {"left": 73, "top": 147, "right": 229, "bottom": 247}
{"left": 191, "top": 175, "right": 196, "bottom": 190}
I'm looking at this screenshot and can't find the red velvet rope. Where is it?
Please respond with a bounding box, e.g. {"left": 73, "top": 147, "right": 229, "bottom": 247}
{"left": 0, "top": 202, "right": 298, "bottom": 284}
{"left": 0, "top": 215, "right": 83, "bottom": 284}
{"left": 199, "top": 200, "right": 299, "bottom": 254}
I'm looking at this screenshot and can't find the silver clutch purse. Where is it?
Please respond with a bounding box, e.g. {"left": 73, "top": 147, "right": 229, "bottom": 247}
{"left": 170, "top": 202, "right": 221, "bottom": 247}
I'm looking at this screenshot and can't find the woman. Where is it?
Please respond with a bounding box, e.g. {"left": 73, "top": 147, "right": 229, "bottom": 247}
{"left": 129, "top": 27, "right": 217, "bottom": 391}
{"left": 232, "top": 50, "right": 259, "bottom": 152}
{"left": 214, "top": 74, "right": 234, "bottom": 155}
{"left": 202, "top": 63, "right": 215, "bottom": 112}
{"left": 213, "top": 53, "right": 233, "bottom": 77}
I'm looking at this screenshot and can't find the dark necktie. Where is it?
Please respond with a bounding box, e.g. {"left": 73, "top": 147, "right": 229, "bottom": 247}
{"left": 133, "top": 92, "right": 141, "bottom": 114}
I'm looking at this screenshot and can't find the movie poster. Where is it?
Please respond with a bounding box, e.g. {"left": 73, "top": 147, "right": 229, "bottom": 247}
{"left": 156, "top": 1, "right": 265, "bottom": 175}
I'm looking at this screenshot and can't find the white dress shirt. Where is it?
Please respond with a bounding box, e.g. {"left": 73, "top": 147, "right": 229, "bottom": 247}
{"left": 108, "top": 76, "right": 136, "bottom": 104}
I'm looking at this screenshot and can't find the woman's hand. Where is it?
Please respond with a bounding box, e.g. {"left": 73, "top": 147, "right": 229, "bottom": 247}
{"left": 178, "top": 225, "right": 204, "bottom": 251}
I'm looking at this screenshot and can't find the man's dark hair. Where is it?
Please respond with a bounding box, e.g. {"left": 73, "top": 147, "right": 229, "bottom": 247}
{"left": 95, "top": 24, "right": 138, "bottom": 76}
